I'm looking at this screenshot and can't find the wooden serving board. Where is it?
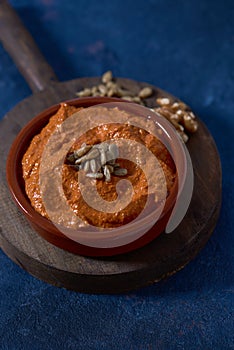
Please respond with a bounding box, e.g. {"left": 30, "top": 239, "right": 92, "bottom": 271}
{"left": 0, "top": 77, "right": 222, "bottom": 294}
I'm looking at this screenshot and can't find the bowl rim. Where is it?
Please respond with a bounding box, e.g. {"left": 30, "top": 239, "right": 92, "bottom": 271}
{"left": 6, "top": 96, "right": 187, "bottom": 252}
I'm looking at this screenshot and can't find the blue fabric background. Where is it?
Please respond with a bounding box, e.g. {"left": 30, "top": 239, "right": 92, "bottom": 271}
{"left": 0, "top": 0, "right": 233, "bottom": 349}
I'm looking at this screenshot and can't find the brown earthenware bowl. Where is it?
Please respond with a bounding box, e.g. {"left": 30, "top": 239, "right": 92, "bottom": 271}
{"left": 6, "top": 97, "right": 188, "bottom": 256}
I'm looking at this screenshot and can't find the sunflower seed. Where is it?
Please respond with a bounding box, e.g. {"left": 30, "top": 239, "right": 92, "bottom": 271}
{"left": 106, "top": 81, "right": 115, "bottom": 89}
{"left": 74, "top": 145, "right": 92, "bottom": 158}
{"left": 91, "top": 86, "right": 98, "bottom": 95}
{"left": 138, "top": 87, "right": 153, "bottom": 99}
{"left": 106, "top": 150, "right": 115, "bottom": 162}
{"left": 107, "top": 85, "right": 119, "bottom": 97}
{"left": 188, "top": 111, "right": 196, "bottom": 119}
{"left": 83, "top": 160, "right": 90, "bottom": 172}
{"left": 86, "top": 172, "right": 104, "bottom": 179}
{"left": 75, "top": 158, "right": 83, "bottom": 164}
{"left": 177, "top": 131, "right": 189, "bottom": 143}
{"left": 106, "top": 164, "right": 114, "bottom": 173}
{"left": 103, "top": 165, "right": 111, "bottom": 182}
{"left": 121, "top": 96, "right": 133, "bottom": 101}
{"left": 100, "top": 149, "right": 107, "bottom": 165}
{"left": 75, "top": 148, "right": 99, "bottom": 164}
{"left": 170, "top": 114, "right": 181, "bottom": 122}
{"left": 182, "top": 116, "right": 198, "bottom": 133}
{"left": 76, "top": 88, "right": 92, "bottom": 97}
{"left": 133, "top": 96, "right": 142, "bottom": 103}
{"left": 156, "top": 97, "right": 171, "bottom": 106}
{"left": 102, "top": 70, "right": 113, "bottom": 84}
{"left": 109, "top": 143, "right": 119, "bottom": 159}
{"left": 171, "top": 101, "right": 187, "bottom": 111}
{"left": 95, "top": 159, "right": 102, "bottom": 172}
{"left": 83, "top": 148, "right": 100, "bottom": 160}
{"left": 171, "top": 120, "right": 184, "bottom": 132}
{"left": 156, "top": 107, "right": 172, "bottom": 120}
{"left": 175, "top": 110, "right": 185, "bottom": 121}
{"left": 118, "top": 89, "right": 135, "bottom": 97}
{"left": 94, "top": 142, "right": 109, "bottom": 151}
{"left": 90, "top": 159, "right": 97, "bottom": 172}
{"left": 98, "top": 84, "right": 107, "bottom": 95}
{"left": 75, "top": 69, "right": 199, "bottom": 144}
{"left": 113, "top": 168, "right": 128, "bottom": 176}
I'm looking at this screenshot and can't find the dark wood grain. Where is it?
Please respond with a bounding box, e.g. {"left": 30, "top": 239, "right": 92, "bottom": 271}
{"left": 0, "top": 77, "right": 222, "bottom": 294}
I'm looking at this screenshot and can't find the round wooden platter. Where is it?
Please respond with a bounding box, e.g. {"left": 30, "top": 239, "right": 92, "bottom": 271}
{"left": 0, "top": 77, "right": 222, "bottom": 294}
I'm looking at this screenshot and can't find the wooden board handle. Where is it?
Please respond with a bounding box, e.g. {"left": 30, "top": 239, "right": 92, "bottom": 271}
{"left": 0, "top": 1, "right": 58, "bottom": 92}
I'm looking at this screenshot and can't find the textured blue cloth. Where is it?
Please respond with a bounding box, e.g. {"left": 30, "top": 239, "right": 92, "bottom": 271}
{"left": 0, "top": 1, "right": 233, "bottom": 349}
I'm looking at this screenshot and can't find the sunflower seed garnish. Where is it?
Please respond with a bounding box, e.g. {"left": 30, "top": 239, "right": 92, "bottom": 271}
{"left": 86, "top": 172, "right": 104, "bottom": 179}
{"left": 74, "top": 144, "right": 92, "bottom": 158}
{"left": 100, "top": 149, "right": 107, "bottom": 165}
{"left": 109, "top": 143, "right": 119, "bottom": 159}
{"left": 83, "top": 160, "right": 90, "bottom": 173}
{"left": 81, "top": 148, "right": 100, "bottom": 161}
{"left": 66, "top": 141, "right": 127, "bottom": 182}
{"left": 90, "top": 159, "right": 97, "bottom": 173}
{"left": 106, "top": 164, "right": 114, "bottom": 173}
{"left": 113, "top": 168, "right": 128, "bottom": 176}
{"left": 98, "top": 84, "right": 107, "bottom": 95}
{"left": 103, "top": 165, "right": 111, "bottom": 182}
